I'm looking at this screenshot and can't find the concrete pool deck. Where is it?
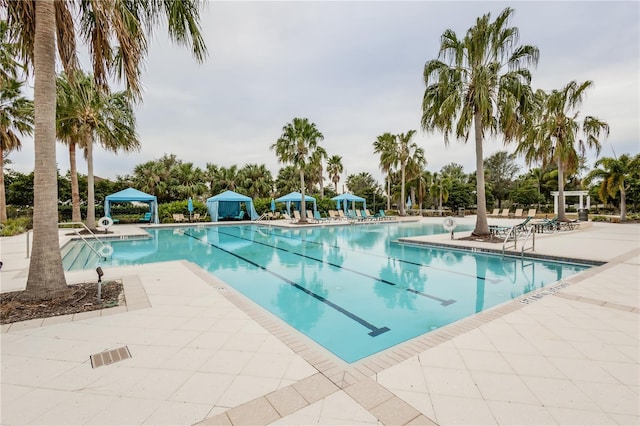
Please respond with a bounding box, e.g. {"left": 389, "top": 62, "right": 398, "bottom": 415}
{"left": 1, "top": 217, "right": 638, "bottom": 425}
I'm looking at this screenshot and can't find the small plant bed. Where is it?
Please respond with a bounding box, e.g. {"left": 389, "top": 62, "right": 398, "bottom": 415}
{"left": 458, "top": 234, "right": 505, "bottom": 244}
{"left": 1, "top": 281, "right": 124, "bottom": 325}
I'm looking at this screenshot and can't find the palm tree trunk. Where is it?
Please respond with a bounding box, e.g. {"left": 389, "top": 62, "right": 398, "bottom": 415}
{"left": 557, "top": 158, "right": 566, "bottom": 221}
{"left": 473, "top": 111, "right": 489, "bottom": 236}
{"left": 69, "top": 141, "right": 82, "bottom": 222}
{"left": 86, "top": 135, "right": 96, "bottom": 230}
{"left": 0, "top": 148, "right": 6, "bottom": 223}
{"left": 386, "top": 174, "right": 391, "bottom": 211}
{"left": 400, "top": 164, "right": 406, "bottom": 216}
{"left": 299, "top": 169, "right": 307, "bottom": 223}
{"left": 319, "top": 166, "right": 324, "bottom": 198}
{"left": 26, "top": 0, "right": 68, "bottom": 299}
{"left": 620, "top": 185, "right": 627, "bottom": 221}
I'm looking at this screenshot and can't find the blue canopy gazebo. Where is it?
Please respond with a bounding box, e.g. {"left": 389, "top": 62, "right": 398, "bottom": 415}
{"left": 104, "top": 188, "right": 159, "bottom": 224}
{"left": 275, "top": 191, "right": 317, "bottom": 216}
{"left": 206, "top": 190, "right": 259, "bottom": 222}
{"left": 332, "top": 193, "right": 366, "bottom": 212}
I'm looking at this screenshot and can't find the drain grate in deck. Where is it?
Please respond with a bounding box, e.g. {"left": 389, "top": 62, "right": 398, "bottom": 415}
{"left": 90, "top": 346, "right": 131, "bottom": 368}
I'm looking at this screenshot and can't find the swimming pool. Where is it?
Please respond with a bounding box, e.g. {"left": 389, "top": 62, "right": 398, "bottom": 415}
{"left": 62, "top": 222, "right": 590, "bottom": 363}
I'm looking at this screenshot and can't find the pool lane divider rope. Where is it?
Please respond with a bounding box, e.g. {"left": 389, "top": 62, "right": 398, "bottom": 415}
{"left": 216, "top": 228, "right": 456, "bottom": 307}
{"left": 182, "top": 231, "right": 390, "bottom": 337}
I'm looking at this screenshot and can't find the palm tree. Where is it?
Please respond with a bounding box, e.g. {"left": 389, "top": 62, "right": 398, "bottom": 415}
{"left": 203, "top": 162, "right": 219, "bottom": 195}
{"left": 308, "top": 147, "right": 327, "bottom": 197}
{"left": 429, "top": 172, "right": 452, "bottom": 214}
{"left": 396, "top": 130, "right": 420, "bottom": 216}
{"left": 373, "top": 132, "right": 397, "bottom": 210}
{"left": 5, "top": 0, "right": 207, "bottom": 299}
{"left": 326, "top": 155, "right": 344, "bottom": 193}
{"left": 214, "top": 165, "right": 240, "bottom": 193}
{"left": 170, "top": 162, "right": 207, "bottom": 199}
{"left": 56, "top": 71, "right": 140, "bottom": 230}
{"left": 238, "top": 163, "right": 273, "bottom": 198}
{"left": 517, "top": 82, "right": 609, "bottom": 221}
{"left": 134, "top": 160, "right": 169, "bottom": 198}
{"left": 270, "top": 117, "right": 324, "bottom": 223}
{"left": 584, "top": 153, "right": 640, "bottom": 221}
{"left": 1, "top": 78, "right": 33, "bottom": 223}
{"left": 421, "top": 7, "right": 539, "bottom": 235}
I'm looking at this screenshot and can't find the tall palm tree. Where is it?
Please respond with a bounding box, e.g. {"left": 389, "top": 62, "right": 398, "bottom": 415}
{"left": 429, "top": 172, "right": 452, "bottom": 214}
{"left": 308, "top": 147, "right": 327, "bottom": 197}
{"left": 1, "top": 78, "right": 33, "bottom": 223}
{"left": 0, "top": 19, "right": 23, "bottom": 85}
{"left": 327, "top": 155, "right": 344, "bottom": 193}
{"left": 271, "top": 117, "right": 324, "bottom": 223}
{"left": 396, "top": 130, "right": 419, "bottom": 216}
{"left": 56, "top": 71, "right": 140, "bottom": 230}
{"left": 517, "top": 81, "right": 609, "bottom": 221}
{"left": 421, "top": 7, "right": 539, "bottom": 235}
{"left": 373, "top": 132, "right": 397, "bottom": 210}
{"left": 584, "top": 153, "right": 640, "bottom": 221}
{"left": 5, "top": 0, "right": 207, "bottom": 299}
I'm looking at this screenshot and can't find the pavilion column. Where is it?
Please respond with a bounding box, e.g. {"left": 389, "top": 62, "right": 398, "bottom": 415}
{"left": 579, "top": 194, "right": 584, "bottom": 209}
{"left": 586, "top": 196, "right": 591, "bottom": 210}
{"left": 553, "top": 193, "right": 559, "bottom": 214}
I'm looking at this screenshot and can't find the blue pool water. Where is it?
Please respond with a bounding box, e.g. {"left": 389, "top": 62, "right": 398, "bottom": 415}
{"left": 63, "top": 223, "right": 590, "bottom": 362}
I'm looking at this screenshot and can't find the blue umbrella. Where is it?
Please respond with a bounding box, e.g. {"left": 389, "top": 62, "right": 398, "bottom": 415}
{"left": 406, "top": 196, "right": 412, "bottom": 208}
{"left": 270, "top": 198, "right": 276, "bottom": 212}
{"left": 187, "top": 197, "right": 194, "bottom": 212}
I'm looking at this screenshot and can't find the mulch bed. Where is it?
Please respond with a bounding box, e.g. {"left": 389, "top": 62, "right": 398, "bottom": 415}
{"left": 0, "top": 281, "right": 124, "bottom": 325}
{"left": 457, "top": 234, "right": 505, "bottom": 244}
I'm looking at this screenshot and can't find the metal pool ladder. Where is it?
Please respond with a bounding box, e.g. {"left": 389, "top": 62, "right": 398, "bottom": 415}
{"left": 520, "top": 225, "right": 535, "bottom": 258}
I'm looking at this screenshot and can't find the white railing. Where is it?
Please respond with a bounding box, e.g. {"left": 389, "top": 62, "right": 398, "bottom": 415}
{"left": 520, "top": 226, "right": 536, "bottom": 258}
{"left": 59, "top": 222, "right": 110, "bottom": 259}
{"left": 501, "top": 226, "right": 518, "bottom": 257}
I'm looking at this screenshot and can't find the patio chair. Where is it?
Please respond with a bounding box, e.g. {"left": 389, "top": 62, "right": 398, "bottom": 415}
{"left": 376, "top": 210, "right": 392, "bottom": 220}
{"left": 172, "top": 213, "right": 185, "bottom": 223}
{"left": 306, "top": 210, "right": 318, "bottom": 222}
{"left": 314, "top": 210, "right": 330, "bottom": 222}
{"left": 328, "top": 210, "right": 339, "bottom": 220}
{"left": 234, "top": 211, "right": 245, "bottom": 220}
{"left": 527, "top": 208, "right": 537, "bottom": 218}
{"left": 293, "top": 210, "right": 302, "bottom": 221}
{"left": 192, "top": 213, "right": 201, "bottom": 221}
{"left": 281, "top": 212, "right": 293, "bottom": 222}
{"left": 337, "top": 210, "right": 347, "bottom": 219}
{"left": 489, "top": 208, "right": 500, "bottom": 216}
{"left": 512, "top": 208, "right": 523, "bottom": 218}
{"left": 106, "top": 213, "right": 120, "bottom": 224}
{"left": 363, "top": 209, "right": 378, "bottom": 221}
{"left": 138, "top": 212, "right": 152, "bottom": 223}
{"left": 500, "top": 208, "right": 510, "bottom": 217}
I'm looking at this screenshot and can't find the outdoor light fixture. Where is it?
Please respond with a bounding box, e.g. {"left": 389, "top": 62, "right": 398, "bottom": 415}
{"left": 96, "top": 267, "right": 104, "bottom": 303}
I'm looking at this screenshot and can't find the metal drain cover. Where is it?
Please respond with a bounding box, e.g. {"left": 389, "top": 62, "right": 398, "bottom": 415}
{"left": 90, "top": 346, "right": 131, "bottom": 368}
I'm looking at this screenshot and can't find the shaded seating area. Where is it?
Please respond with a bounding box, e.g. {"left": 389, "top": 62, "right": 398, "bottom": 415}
{"left": 206, "top": 190, "right": 259, "bottom": 222}
{"left": 275, "top": 192, "right": 317, "bottom": 219}
{"left": 104, "top": 187, "right": 159, "bottom": 224}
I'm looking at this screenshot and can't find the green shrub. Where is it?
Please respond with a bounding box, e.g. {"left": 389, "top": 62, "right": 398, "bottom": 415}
{"left": 0, "top": 217, "right": 32, "bottom": 236}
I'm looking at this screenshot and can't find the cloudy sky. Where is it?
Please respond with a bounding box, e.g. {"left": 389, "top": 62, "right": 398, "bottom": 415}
{"left": 8, "top": 1, "right": 640, "bottom": 188}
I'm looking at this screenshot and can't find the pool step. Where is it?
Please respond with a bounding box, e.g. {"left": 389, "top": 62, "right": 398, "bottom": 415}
{"left": 63, "top": 242, "right": 101, "bottom": 271}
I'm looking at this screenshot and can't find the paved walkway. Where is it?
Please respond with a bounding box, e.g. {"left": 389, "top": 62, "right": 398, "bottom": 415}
{"left": 1, "top": 218, "right": 638, "bottom": 425}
